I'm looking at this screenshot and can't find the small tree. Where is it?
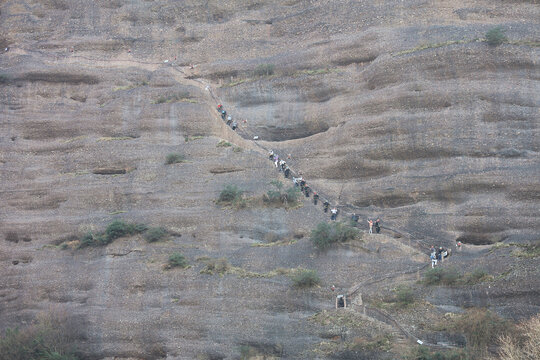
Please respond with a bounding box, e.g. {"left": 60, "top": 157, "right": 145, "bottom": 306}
{"left": 485, "top": 26, "right": 507, "bottom": 46}
{"left": 254, "top": 64, "right": 275, "bottom": 76}
{"left": 291, "top": 269, "right": 320, "bottom": 288}
{"left": 168, "top": 253, "right": 188, "bottom": 268}
{"left": 144, "top": 227, "right": 167, "bottom": 242}
{"left": 218, "top": 185, "right": 244, "bottom": 206}
{"left": 310, "top": 222, "right": 359, "bottom": 250}
{"left": 165, "top": 153, "right": 185, "bottom": 164}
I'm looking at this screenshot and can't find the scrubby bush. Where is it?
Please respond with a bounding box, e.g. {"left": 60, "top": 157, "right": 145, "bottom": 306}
{"left": 262, "top": 180, "right": 301, "bottom": 207}
{"left": 168, "top": 252, "right": 188, "bottom": 268}
{"left": 144, "top": 227, "right": 167, "bottom": 242}
{"left": 0, "top": 310, "right": 82, "bottom": 360}
{"left": 216, "top": 140, "right": 232, "bottom": 147}
{"left": 253, "top": 63, "right": 275, "bottom": 76}
{"left": 217, "top": 184, "right": 244, "bottom": 207}
{"left": 456, "top": 308, "right": 511, "bottom": 355}
{"left": 485, "top": 26, "right": 507, "bottom": 46}
{"left": 498, "top": 314, "right": 540, "bottom": 360}
{"left": 165, "top": 153, "right": 185, "bottom": 164}
{"left": 74, "top": 221, "right": 148, "bottom": 248}
{"left": 395, "top": 286, "right": 415, "bottom": 307}
{"left": 423, "top": 267, "right": 460, "bottom": 285}
{"left": 462, "top": 268, "right": 491, "bottom": 285}
{"left": 291, "top": 269, "right": 320, "bottom": 288}
{"left": 200, "top": 258, "right": 230, "bottom": 275}
{"left": 310, "top": 222, "right": 359, "bottom": 250}
{"left": 405, "top": 346, "right": 468, "bottom": 360}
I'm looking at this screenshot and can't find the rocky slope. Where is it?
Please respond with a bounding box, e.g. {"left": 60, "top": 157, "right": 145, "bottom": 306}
{"left": 1, "top": 0, "right": 539, "bottom": 359}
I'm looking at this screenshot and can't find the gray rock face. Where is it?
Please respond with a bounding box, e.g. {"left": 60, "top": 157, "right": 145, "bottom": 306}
{"left": 1, "top": 0, "right": 539, "bottom": 359}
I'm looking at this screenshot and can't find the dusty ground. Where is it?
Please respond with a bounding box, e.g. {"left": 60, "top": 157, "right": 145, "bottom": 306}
{"left": 1, "top": 0, "right": 539, "bottom": 359}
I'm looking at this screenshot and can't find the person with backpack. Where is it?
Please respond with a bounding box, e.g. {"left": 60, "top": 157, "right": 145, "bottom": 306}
{"left": 221, "top": 110, "right": 227, "bottom": 119}
{"left": 304, "top": 185, "right": 310, "bottom": 197}
{"left": 323, "top": 201, "right": 329, "bottom": 213}
{"left": 227, "top": 115, "right": 233, "bottom": 125}
{"left": 331, "top": 207, "right": 338, "bottom": 220}
{"left": 231, "top": 121, "right": 237, "bottom": 130}
{"left": 375, "top": 218, "right": 381, "bottom": 233}
{"left": 313, "top": 192, "right": 319, "bottom": 205}
{"left": 284, "top": 166, "right": 290, "bottom": 178}
{"left": 269, "top": 150, "right": 274, "bottom": 160}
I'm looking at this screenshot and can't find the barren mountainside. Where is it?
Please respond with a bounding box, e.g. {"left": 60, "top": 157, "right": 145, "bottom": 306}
{"left": 1, "top": 0, "right": 539, "bottom": 359}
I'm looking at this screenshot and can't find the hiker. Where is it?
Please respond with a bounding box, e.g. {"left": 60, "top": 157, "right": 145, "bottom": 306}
{"left": 351, "top": 213, "right": 359, "bottom": 223}
{"left": 430, "top": 253, "right": 438, "bottom": 268}
{"left": 280, "top": 160, "right": 286, "bottom": 171}
{"left": 430, "top": 245, "right": 435, "bottom": 255}
{"left": 269, "top": 150, "right": 274, "bottom": 160}
{"left": 299, "top": 179, "right": 306, "bottom": 191}
{"left": 313, "top": 192, "right": 319, "bottom": 205}
{"left": 437, "top": 247, "right": 448, "bottom": 261}
{"left": 331, "top": 207, "right": 338, "bottom": 220}
{"left": 375, "top": 218, "right": 381, "bottom": 234}
{"left": 284, "top": 166, "right": 290, "bottom": 178}
{"left": 217, "top": 104, "right": 223, "bottom": 112}
{"left": 274, "top": 155, "right": 279, "bottom": 168}
{"left": 221, "top": 110, "right": 227, "bottom": 119}
{"left": 304, "top": 185, "right": 310, "bottom": 197}
{"left": 456, "top": 240, "right": 462, "bottom": 252}
{"left": 227, "top": 115, "right": 232, "bottom": 125}
{"left": 293, "top": 177, "right": 300, "bottom": 186}
{"left": 336, "top": 294, "right": 346, "bottom": 309}
{"left": 231, "top": 121, "right": 237, "bottom": 130}
{"left": 323, "top": 201, "right": 329, "bottom": 213}
{"left": 367, "top": 219, "right": 373, "bottom": 234}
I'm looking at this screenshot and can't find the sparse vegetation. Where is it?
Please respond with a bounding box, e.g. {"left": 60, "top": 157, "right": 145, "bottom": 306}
{"left": 456, "top": 308, "right": 512, "bottom": 355}
{"left": 200, "top": 257, "right": 230, "bottom": 275}
{"left": 423, "top": 267, "right": 492, "bottom": 286}
{"left": 144, "top": 227, "right": 167, "bottom": 242}
{"left": 423, "top": 267, "right": 460, "bottom": 285}
{"left": 395, "top": 285, "right": 415, "bottom": 307}
{"left": 184, "top": 135, "right": 204, "bottom": 142}
{"left": 152, "top": 91, "right": 194, "bottom": 104}
{"left": 253, "top": 63, "right": 275, "bottom": 77}
{"left": 262, "top": 180, "right": 301, "bottom": 207}
{"left": 511, "top": 243, "right": 540, "bottom": 258}
{"left": 217, "top": 184, "right": 245, "bottom": 208}
{"left": 291, "top": 269, "right": 320, "bottom": 288}
{"left": 165, "top": 152, "right": 186, "bottom": 164}
{"left": 485, "top": 26, "right": 507, "bottom": 46}
{"left": 310, "top": 221, "right": 360, "bottom": 250}
{"left": 63, "top": 220, "right": 149, "bottom": 249}
{"left": 168, "top": 252, "right": 188, "bottom": 268}
{"left": 232, "top": 146, "right": 243, "bottom": 153}
{"left": 0, "top": 310, "right": 81, "bottom": 360}
{"left": 405, "top": 346, "right": 468, "bottom": 360}
{"left": 498, "top": 314, "right": 540, "bottom": 360}
{"left": 216, "top": 139, "right": 232, "bottom": 147}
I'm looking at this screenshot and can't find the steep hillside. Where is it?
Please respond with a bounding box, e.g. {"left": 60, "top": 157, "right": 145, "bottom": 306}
{"left": 1, "top": 1, "right": 539, "bottom": 359}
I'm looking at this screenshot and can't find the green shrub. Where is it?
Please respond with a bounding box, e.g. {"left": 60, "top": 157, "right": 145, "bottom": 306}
{"left": 76, "top": 221, "right": 148, "bottom": 248}
{"left": 395, "top": 286, "right": 415, "bottom": 307}
{"left": 423, "top": 267, "right": 461, "bottom": 285}
{"left": 456, "top": 309, "right": 511, "bottom": 354}
{"left": 254, "top": 63, "right": 275, "bottom": 76}
{"left": 310, "top": 222, "right": 359, "bottom": 250}
{"left": 200, "top": 258, "right": 230, "bottom": 275}
{"left": 291, "top": 269, "right": 320, "bottom": 288}
{"left": 144, "top": 227, "right": 167, "bottom": 242}
{"left": 218, "top": 185, "right": 244, "bottom": 205}
{"left": 262, "top": 181, "right": 301, "bottom": 206}
{"left": 105, "top": 220, "right": 133, "bottom": 241}
{"left": 406, "top": 346, "right": 469, "bottom": 360}
{"left": 485, "top": 26, "right": 507, "bottom": 46}
{"left": 165, "top": 153, "right": 185, "bottom": 164}
{"left": 462, "top": 268, "right": 490, "bottom": 285}
{"left": 0, "top": 311, "right": 81, "bottom": 360}
{"left": 216, "top": 140, "right": 232, "bottom": 147}
{"left": 168, "top": 252, "right": 188, "bottom": 268}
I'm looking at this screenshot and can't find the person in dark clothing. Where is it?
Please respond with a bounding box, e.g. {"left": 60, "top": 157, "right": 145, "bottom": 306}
{"left": 231, "top": 121, "right": 237, "bottom": 130}
{"left": 323, "top": 201, "right": 329, "bottom": 213}
{"left": 221, "top": 110, "right": 226, "bottom": 119}
{"left": 330, "top": 207, "right": 338, "bottom": 220}
{"left": 299, "top": 179, "right": 306, "bottom": 192}
{"left": 313, "top": 192, "right": 319, "bottom": 205}
{"left": 284, "top": 167, "right": 290, "bottom": 178}
{"left": 304, "top": 186, "right": 310, "bottom": 197}
{"left": 375, "top": 218, "right": 381, "bottom": 233}
{"left": 351, "top": 213, "right": 359, "bottom": 223}
{"left": 217, "top": 104, "right": 223, "bottom": 112}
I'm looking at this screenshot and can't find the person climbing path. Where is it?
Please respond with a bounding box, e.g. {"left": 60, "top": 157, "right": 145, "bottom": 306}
{"left": 375, "top": 218, "right": 381, "bottom": 234}
{"left": 313, "top": 192, "right": 319, "bottom": 205}
{"left": 323, "top": 201, "right": 330, "bottom": 213}
{"left": 367, "top": 219, "right": 373, "bottom": 234}
{"left": 331, "top": 207, "right": 339, "bottom": 220}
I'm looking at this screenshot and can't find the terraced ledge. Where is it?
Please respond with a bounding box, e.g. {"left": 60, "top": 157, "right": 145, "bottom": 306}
{"left": 394, "top": 38, "right": 540, "bottom": 56}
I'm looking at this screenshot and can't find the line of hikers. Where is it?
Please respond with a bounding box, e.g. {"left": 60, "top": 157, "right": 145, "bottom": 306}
{"left": 217, "top": 104, "right": 238, "bottom": 131}
{"left": 267, "top": 148, "right": 382, "bottom": 233}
